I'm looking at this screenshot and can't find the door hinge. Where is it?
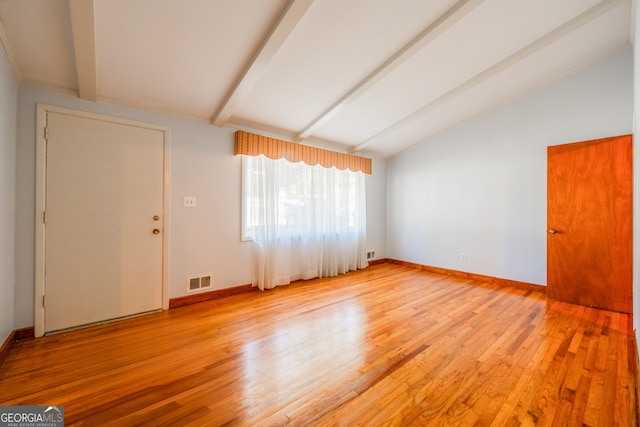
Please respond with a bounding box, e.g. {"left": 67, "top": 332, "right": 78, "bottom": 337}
{"left": 43, "top": 295, "right": 46, "bottom": 308}
{"left": 43, "top": 211, "right": 48, "bottom": 224}
{"left": 44, "top": 126, "right": 49, "bottom": 141}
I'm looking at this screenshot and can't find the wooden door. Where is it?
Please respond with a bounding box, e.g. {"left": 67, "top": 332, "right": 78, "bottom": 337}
{"left": 44, "top": 112, "right": 165, "bottom": 333}
{"left": 547, "top": 135, "right": 632, "bottom": 313}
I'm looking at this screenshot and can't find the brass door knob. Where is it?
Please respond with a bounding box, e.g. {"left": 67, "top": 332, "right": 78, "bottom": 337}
{"left": 153, "top": 229, "right": 160, "bottom": 234}
{"left": 153, "top": 215, "right": 160, "bottom": 221}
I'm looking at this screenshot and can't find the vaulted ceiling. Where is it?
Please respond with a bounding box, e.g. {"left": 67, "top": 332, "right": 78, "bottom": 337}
{"left": 0, "top": 0, "right": 631, "bottom": 157}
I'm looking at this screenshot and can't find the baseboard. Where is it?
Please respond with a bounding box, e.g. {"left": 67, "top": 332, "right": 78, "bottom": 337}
{"left": 0, "top": 329, "right": 16, "bottom": 366}
{"left": 171, "top": 262, "right": 388, "bottom": 308}
{"left": 385, "top": 258, "right": 546, "bottom": 294}
{"left": 16, "top": 326, "right": 35, "bottom": 340}
{"left": 169, "top": 260, "right": 544, "bottom": 308}
{"left": 633, "top": 331, "right": 640, "bottom": 425}
{"left": 169, "top": 284, "right": 255, "bottom": 309}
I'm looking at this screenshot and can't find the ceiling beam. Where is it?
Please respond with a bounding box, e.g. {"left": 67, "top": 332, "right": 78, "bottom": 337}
{"left": 212, "top": 0, "right": 316, "bottom": 127}
{"left": 69, "top": 0, "right": 97, "bottom": 101}
{"left": 353, "top": 0, "right": 620, "bottom": 153}
{"left": 293, "top": 0, "right": 484, "bottom": 142}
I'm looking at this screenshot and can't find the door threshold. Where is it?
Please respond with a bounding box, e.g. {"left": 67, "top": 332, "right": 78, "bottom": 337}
{"left": 44, "top": 309, "right": 163, "bottom": 336}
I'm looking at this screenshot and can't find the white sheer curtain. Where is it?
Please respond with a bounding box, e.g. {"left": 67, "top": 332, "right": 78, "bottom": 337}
{"left": 243, "top": 154, "right": 368, "bottom": 290}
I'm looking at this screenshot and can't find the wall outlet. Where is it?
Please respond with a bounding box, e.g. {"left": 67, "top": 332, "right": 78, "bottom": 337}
{"left": 184, "top": 196, "right": 196, "bottom": 207}
{"left": 366, "top": 250, "right": 375, "bottom": 259}
{"left": 460, "top": 252, "right": 467, "bottom": 262}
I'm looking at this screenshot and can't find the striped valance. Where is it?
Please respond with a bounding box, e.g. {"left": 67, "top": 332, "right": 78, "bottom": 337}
{"left": 234, "top": 130, "right": 372, "bottom": 174}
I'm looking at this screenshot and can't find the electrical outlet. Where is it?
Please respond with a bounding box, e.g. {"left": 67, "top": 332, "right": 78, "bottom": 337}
{"left": 460, "top": 252, "right": 467, "bottom": 262}
{"left": 184, "top": 196, "right": 196, "bottom": 208}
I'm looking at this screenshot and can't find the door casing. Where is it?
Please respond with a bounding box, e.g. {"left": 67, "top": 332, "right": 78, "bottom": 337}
{"left": 34, "top": 104, "right": 171, "bottom": 337}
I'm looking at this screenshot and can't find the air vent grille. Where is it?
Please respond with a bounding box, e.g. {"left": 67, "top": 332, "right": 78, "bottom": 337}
{"left": 201, "top": 275, "right": 211, "bottom": 288}
{"left": 187, "top": 274, "right": 212, "bottom": 292}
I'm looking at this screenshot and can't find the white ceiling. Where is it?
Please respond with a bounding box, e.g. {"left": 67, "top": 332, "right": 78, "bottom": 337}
{"left": 0, "top": 0, "right": 631, "bottom": 157}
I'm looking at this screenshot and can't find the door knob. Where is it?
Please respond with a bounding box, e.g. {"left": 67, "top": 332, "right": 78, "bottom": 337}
{"left": 153, "top": 215, "right": 160, "bottom": 221}
{"left": 548, "top": 229, "right": 557, "bottom": 234}
{"left": 153, "top": 229, "right": 160, "bottom": 234}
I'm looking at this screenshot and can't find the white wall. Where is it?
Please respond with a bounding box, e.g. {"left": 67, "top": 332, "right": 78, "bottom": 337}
{"left": 387, "top": 47, "right": 633, "bottom": 286}
{"left": 0, "top": 42, "right": 17, "bottom": 340}
{"left": 366, "top": 156, "right": 387, "bottom": 260}
{"left": 14, "top": 88, "right": 387, "bottom": 328}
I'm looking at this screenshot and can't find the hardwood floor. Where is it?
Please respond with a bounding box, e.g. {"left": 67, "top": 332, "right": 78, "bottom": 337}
{"left": 0, "top": 263, "right": 637, "bottom": 426}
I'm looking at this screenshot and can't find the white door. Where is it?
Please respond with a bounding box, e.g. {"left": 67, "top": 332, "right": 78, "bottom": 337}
{"left": 44, "top": 112, "right": 164, "bottom": 333}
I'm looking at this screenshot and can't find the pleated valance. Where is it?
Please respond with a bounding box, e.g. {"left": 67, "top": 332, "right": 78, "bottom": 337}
{"left": 234, "top": 130, "right": 372, "bottom": 174}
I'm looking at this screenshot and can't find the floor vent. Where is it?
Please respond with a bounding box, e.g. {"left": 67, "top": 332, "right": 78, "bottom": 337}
{"left": 187, "top": 274, "right": 212, "bottom": 292}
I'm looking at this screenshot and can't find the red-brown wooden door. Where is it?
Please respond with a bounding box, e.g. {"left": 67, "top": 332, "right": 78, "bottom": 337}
{"left": 547, "top": 134, "right": 632, "bottom": 313}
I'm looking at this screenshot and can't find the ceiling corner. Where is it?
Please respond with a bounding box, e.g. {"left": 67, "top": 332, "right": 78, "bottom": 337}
{"left": 0, "top": 18, "right": 22, "bottom": 83}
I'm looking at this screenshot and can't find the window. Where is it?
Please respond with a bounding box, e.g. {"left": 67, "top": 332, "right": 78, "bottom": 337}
{"left": 241, "top": 154, "right": 367, "bottom": 290}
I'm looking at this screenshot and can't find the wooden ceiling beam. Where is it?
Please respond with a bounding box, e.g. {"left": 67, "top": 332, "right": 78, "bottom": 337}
{"left": 293, "top": 0, "right": 484, "bottom": 143}
{"left": 212, "top": 0, "right": 316, "bottom": 127}
{"left": 353, "top": 0, "right": 619, "bottom": 153}
{"left": 69, "top": 0, "right": 97, "bottom": 101}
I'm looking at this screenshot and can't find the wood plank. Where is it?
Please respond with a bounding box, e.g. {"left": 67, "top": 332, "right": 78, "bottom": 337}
{"left": 387, "top": 258, "right": 546, "bottom": 293}
{"left": 0, "top": 263, "right": 636, "bottom": 425}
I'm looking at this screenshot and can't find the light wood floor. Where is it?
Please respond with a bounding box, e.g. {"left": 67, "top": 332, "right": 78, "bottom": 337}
{"left": 0, "top": 263, "right": 637, "bottom": 426}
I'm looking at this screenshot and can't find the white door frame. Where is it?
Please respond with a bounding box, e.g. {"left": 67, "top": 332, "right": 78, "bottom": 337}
{"left": 34, "top": 104, "right": 171, "bottom": 337}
